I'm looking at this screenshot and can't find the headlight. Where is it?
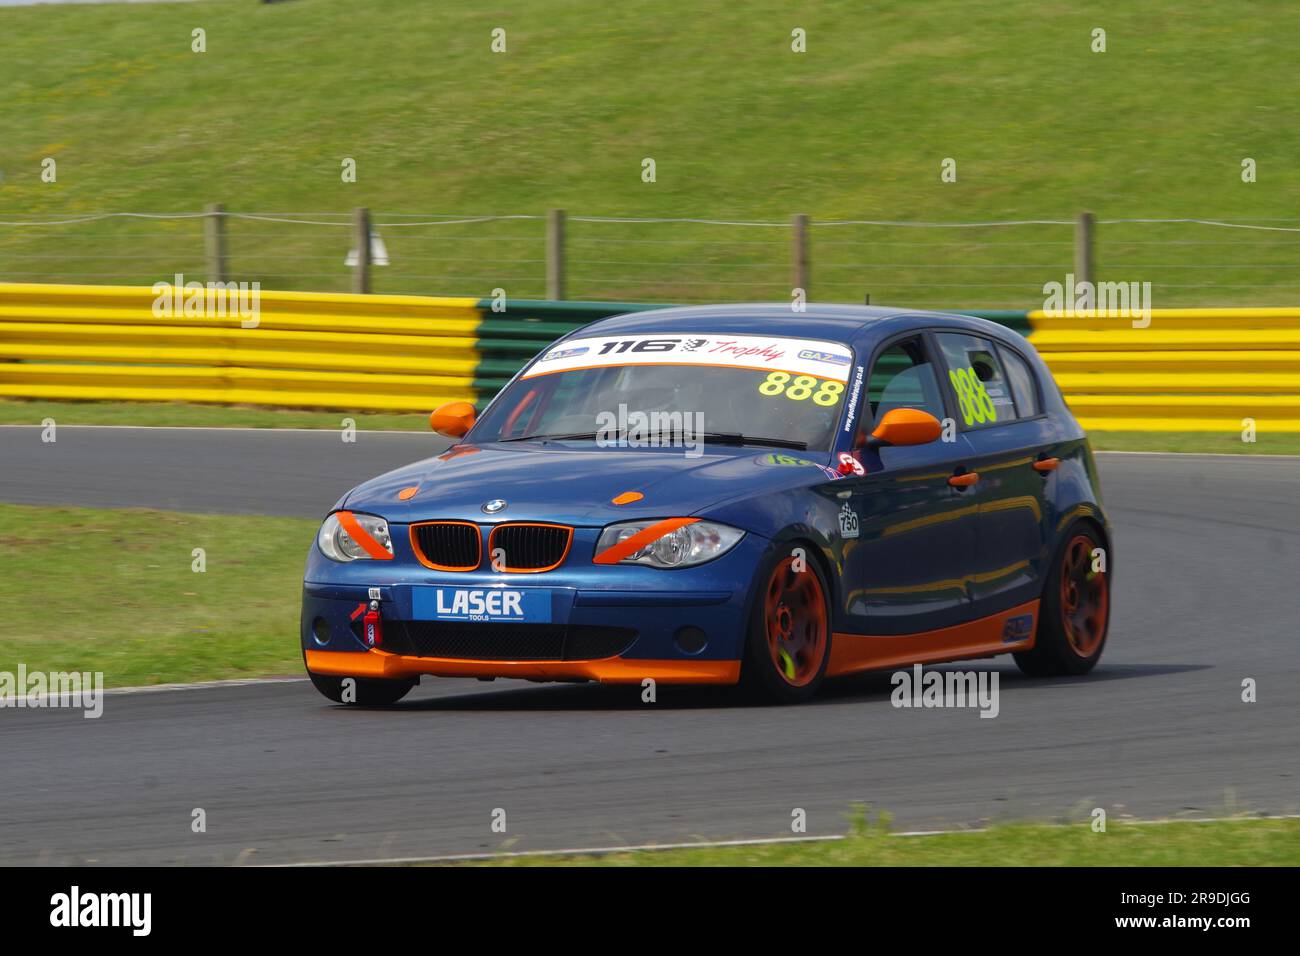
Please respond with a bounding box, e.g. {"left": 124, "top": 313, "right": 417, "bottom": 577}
{"left": 317, "top": 511, "right": 394, "bottom": 562}
{"left": 594, "top": 518, "right": 744, "bottom": 568}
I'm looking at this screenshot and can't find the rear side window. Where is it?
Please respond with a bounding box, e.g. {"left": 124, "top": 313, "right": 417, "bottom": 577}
{"left": 997, "top": 344, "right": 1042, "bottom": 418}
{"left": 934, "top": 333, "right": 1017, "bottom": 427}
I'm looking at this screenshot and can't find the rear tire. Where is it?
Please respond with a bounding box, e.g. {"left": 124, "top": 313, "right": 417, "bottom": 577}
{"left": 739, "top": 546, "right": 833, "bottom": 704}
{"left": 307, "top": 667, "right": 415, "bottom": 705}
{"left": 1014, "top": 521, "right": 1110, "bottom": 677}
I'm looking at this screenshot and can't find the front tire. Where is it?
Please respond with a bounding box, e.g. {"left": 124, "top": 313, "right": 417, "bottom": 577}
{"left": 1014, "top": 521, "right": 1110, "bottom": 677}
{"left": 307, "top": 667, "right": 415, "bottom": 705}
{"left": 740, "top": 547, "right": 833, "bottom": 703}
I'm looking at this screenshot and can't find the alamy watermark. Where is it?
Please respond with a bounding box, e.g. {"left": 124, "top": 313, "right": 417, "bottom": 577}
{"left": 1043, "top": 272, "right": 1152, "bottom": 328}
{"left": 595, "top": 403, "right": 706, "bottom": 458}
{"left": 50, "top": 886, "right": 150, "bottom": 936}
{"left": 152, "top": 272, "right": 260, "bottom": 328}
{"left": 890, "top": 663, "right": 999, "bottom": 718}
{"left": 1, "top": 665, "right": 104, "bottom": 718}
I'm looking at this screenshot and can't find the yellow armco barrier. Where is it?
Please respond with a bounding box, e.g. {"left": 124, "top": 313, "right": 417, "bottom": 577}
{"left": 1, "top": 286, "right": 1294, "bottom": 429}
{"left": 1027, "top": 308, "right": 1300, "bottom": 432}
{"left": 0, "top": 283, "right": 482, "bottom": 412}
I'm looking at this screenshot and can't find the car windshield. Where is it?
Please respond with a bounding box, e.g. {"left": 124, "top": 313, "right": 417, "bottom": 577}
{"left": 470, "top": 332, "right": 855, "bottom": 452}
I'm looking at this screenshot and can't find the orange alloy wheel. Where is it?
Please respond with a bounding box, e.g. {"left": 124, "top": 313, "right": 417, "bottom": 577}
{"left": 1059, "top": 533, "right": 1109, "bottom": 657}
{"left": 763, "top": 557, "right": 829, "bottom": 687}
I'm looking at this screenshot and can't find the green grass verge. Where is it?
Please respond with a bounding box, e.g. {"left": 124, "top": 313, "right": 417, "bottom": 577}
{"left": 471, "top": 815, "right": 1300, "bottom": 866}
{"left": 0, "top": 398, "right": 430, "bottom": 431}
{"left": 3, "top": 400, "right": 1298, "bottom": 454}
{"left": 1087, "top": 430, "right": 1300, "bottom": 455}
{"left": 3, "top": 0, "right": 1299, "bottom": 306}
{"left": 0, "top": 503, "right": 314, "bottom": 686}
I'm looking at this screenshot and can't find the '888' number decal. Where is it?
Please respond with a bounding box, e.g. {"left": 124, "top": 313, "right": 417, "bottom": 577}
{"left": 758, "top": 372, "right": 844, "bottom": 407}
{"left": 949, "top": 367, "right": 997, "bottom": 426}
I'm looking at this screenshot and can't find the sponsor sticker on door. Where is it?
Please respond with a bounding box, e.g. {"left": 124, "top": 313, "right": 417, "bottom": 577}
{"left": 839, "top": 502, "right": 860, "bottom": 539}
{"left": 1001, "top": 612, "right": 1035, "bottom": 643}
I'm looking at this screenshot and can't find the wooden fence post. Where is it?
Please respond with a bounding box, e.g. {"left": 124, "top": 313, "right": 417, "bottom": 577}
{"left": 1075, "top": 211, "right": 1095, "bottom": 288}
{"left": 792, "top": 213, "right": 810, "bottom": 299}
{"left": 547, "top": 208, "right": 566, "bottom": 300}
{"left": 353, "top": 207, "right": 371, "bottom": 294}
{"left": 204, "top": 203, "right": 228, "bottom": 284}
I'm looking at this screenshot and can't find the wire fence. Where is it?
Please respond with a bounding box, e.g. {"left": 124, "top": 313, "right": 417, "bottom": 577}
{"left": 3, "top": 211, "right": 1300, "bottom": 308}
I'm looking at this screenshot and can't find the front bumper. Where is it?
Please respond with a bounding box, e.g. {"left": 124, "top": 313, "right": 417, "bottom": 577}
{"left": 300, "top": 524, "right": 769, "bottom": 684}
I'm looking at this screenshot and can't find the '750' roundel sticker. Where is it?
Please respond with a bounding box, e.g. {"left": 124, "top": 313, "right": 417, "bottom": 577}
{"left": 837, "top": 452, "right": 865, "bottom": 476}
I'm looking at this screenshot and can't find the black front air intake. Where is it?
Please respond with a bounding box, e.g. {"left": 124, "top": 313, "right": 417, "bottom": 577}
{"left": 383, "top": 622, "right": 637, "bottom": 661}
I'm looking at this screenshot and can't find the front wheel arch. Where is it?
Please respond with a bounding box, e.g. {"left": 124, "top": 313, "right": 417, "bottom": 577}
{"left": 738, "top": 537, "right": 835, "bottom": 703}
{"left": 762, "top": 528, "right": 840, "bottom": 626}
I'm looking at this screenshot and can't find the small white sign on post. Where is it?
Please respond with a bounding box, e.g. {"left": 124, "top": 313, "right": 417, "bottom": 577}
{"left": 345, "top": 231, "right": 389, "bottom": 266}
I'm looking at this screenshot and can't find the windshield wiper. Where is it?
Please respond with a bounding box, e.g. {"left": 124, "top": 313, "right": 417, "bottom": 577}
{"left": 497, "top": 432, "right": 602, "bottom": 443}
{"left": 699, "top": 432, "right": 808, "bottom": 451}
{"left": 497, "top": 431, "right": 808, "bottom": 451}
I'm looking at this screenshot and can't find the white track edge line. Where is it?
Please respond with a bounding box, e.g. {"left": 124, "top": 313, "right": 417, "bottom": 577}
{"left": 6, "top": 677, "right": 309, "bottom": 705}
{"left": 106, "top": 676, "right": 308, "bottom": 695}
{"left": 273, "top": 813, "right": 1300, "bottom": 867}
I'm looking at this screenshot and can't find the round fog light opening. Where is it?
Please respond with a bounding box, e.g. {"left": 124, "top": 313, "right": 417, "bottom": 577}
{"left": 674, "top": 625, "right": 707, "bottom": 655}
{"left": 311, "top": 616, "right": 331, "bottom": 646}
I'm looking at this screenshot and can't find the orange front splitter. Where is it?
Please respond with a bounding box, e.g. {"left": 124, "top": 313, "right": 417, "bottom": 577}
{"left": 304, "top": 649, "right": 741, "bottom": 685}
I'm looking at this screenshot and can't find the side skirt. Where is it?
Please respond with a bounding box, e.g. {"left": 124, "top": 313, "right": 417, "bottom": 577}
{"left": 826, "top": 600, "right": 1039, "bottom": 678}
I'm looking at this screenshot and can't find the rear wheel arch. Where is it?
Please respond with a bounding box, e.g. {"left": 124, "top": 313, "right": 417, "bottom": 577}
{"left": 1017, "top": 516, "right": 1111, "bottom": 677}
{"left": 1056, "top": 511, "right": 1112, "bottom": 572}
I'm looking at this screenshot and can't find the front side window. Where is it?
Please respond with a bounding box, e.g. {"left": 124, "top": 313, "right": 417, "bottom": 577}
{"left": 865, "top": 336, "right": 946, "bottom": 428}
{"left": 935, "top": 333, "right": 1017, "bottom": 428}
{"left": 470, "top": 332, "right": 855, "bottom": 452}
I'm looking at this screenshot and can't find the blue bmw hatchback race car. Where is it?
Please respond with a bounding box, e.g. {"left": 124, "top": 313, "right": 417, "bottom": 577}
{"left": 302, "top": 304, "right": 1112, "bottom": 704}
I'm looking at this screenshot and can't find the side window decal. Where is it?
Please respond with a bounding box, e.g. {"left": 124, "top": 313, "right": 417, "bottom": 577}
{"left": 934, "top": 332, "right": 1018, "bottom": 427}
{"left": 948, "top": 366, "right": 998, "bottom": 426}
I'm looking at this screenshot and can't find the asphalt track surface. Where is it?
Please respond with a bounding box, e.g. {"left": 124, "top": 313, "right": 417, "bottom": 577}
{"left": 1, "top": 425, "right": 1297, "bottom": 864}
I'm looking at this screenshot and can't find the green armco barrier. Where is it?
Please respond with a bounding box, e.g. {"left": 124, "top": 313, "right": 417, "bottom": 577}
{"left": 961, "top": 310, "right": 1032, "bottom": 337}
{"left": 472, "top": 299, "right": 669, "bottom": 392}
{"left": 470, "top": 298, "right": 1031, "bottom": 397}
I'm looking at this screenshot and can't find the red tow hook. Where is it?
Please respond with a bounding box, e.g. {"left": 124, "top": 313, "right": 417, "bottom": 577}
{"left": 362, "top": 599, "right": 383, "bottom": 648}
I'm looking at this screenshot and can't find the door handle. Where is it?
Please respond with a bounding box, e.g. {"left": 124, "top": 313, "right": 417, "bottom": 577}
{"left": 948, "top": 471, "right": 980, "bottom": 488}
{"left": 1032, "top": 457, "right": 1060, "bottom": 473}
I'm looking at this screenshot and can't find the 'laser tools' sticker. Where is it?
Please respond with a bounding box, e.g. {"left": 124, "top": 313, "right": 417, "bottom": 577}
{"left": 411, "top": 587, "right": 551, "bottom": 623}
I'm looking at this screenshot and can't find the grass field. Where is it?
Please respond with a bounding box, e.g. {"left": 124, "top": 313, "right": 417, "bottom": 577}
{"left": 470, "top": 815, "right": 1300, "bottom": 866}
{"left": 0, "top": 503, "right": 313, "bottom": 686}
{"left": 3, "top": 1, "right": 1300, "bottom": 306}
{"left": 2, "top": 399, "right": 1297, "bottom": 455}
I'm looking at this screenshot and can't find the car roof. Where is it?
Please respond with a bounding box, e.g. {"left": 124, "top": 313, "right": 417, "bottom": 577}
{"left": 574, "top": 303, "right": 1016, "bottom": 345}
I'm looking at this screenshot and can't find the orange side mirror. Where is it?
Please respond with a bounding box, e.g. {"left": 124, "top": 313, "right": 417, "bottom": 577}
{"left": 430, "top": 401, "right": 477, "bottom": 439}
{"left": 869, "top": 408, "right": 942, "bottom": 448}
